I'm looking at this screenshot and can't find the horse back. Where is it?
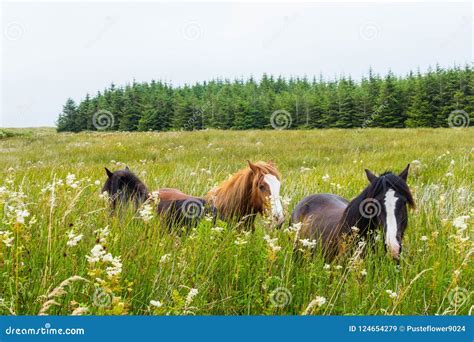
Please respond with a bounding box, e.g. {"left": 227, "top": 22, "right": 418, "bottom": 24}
{"left": 158, "top": 188, "right": 196, "bottom": 201}
{"left": 291, "top": 194, "right": 348, "bottom": 257}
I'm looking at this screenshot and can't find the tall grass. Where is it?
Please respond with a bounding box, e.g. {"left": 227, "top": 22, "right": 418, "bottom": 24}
{"left": 0, "top": 128, "right": 472, "bottom": 315}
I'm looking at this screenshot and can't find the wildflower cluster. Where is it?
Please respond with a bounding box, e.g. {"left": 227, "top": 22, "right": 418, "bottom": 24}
{"left": 86, "top": 226, "right": 128, "bottom": 314}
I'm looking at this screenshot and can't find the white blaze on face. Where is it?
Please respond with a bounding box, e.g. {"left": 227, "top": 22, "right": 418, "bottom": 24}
{"left": 384, "top": 188, "right": 400, "bottom": 259}
{"left": 263, "top": 174, "right": 284, "bottom": 224}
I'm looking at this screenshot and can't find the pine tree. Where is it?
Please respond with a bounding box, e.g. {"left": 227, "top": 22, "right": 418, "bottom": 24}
{"left": 372, "top": 71, "right": 405, "bottom": 127}
{"left": 57, "top": 98, "right": 78, "bottom": 132}
{"left": 405, "top": 73, "right": 431, "bottom": 127}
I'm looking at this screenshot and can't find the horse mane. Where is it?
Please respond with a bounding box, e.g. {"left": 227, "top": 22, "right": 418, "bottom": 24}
{"left": 342, "top": 171, "right": 414, "bottom": 231}
{"left": 206, "top": 161, "right": 280, "bottom": 219}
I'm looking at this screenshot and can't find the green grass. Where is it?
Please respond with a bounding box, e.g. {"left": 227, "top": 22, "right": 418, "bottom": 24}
{"left": 0, "top": 128, "right": 472, "bottom": 315}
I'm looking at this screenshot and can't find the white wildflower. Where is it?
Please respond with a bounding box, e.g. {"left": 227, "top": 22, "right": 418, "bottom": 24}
{"left": 86, "top": 244, "right": 106, "bottom": 263}
{"left": 303, "top": 296, "right": 327, "bottom": 315}
{"left": 360, "top": 269, "right": 367, "bottom": 276}
{"left": 234, "top": 237, "right": 248, "bottom": 246}
{"left": 138, "top": 204, "right": 154, "bottom": 222}
{"left": 94, "top": 226, "right": 110, "bottom": 244}
{"left": 386, "top": 290, "right": 397, "bottom": 299}
{"left": 185, "top": 288, "right": 198, "bottom": 306}
{"left": 94, "top": 180, "right": 101, "bottom": 186}
{"left": 285, "top": 222, "right": 302, "bottom": 233}
{"left": 453, "top": 216, "right": 470, "bottom": 230}
{"left": 150, "top": 300, "right": 163, "bottom": 308}
{"left": 66, "top": 231, "right": 83, "bottom": 247}
{"left": 66, "top": 173, "right": 77, "bottom": 187}
{"left": 299, "top": 238, "right": 317, "bottom": 249}
{"left": 160, "top": 254, "right": 171, "bottom": 263}
{"left": 351, "top": 226, "right": 360, "bottom": 233}
{"left": 15, "top": 209, "right": 30, "bottom": 224}
{"left": 263, "top": 234, "right": 281, "bottom": 252}
{"left": 314, "top": 296, "right": 326, "bottom": 307}
{"left": 102, "top": 253, "right": 114, "bottom": 263}
{"left": 211, "top": 226, "right": 224, "bottom": 233}
{"left": 323, "top": 263, "right": 331, "bottom": 270}
{"left": 281, "top": 196, "right": 291, "bottom": 207}
{"left": 105, "top": 256, "right": 122, "bottom": 277}
{"left": 322, "top": 174, "right": 330, "bottom": 182}
{"left": 0, "top": 231, "right": 14, "bottom": 248}
{"left": 420, "top": 235, "right": 428, "bottom": 241}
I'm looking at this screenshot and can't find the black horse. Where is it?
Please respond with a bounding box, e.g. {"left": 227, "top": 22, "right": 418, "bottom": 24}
{"left": 101, "top": 166, "right": 149, "bottom": 210}
{"left": 291, "top": 165, "right": 414, "bottom": 261}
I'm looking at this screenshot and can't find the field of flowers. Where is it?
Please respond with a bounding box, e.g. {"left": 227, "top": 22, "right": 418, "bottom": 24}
{"left": 0, "top": 128, "right": 472, "bottom": 315}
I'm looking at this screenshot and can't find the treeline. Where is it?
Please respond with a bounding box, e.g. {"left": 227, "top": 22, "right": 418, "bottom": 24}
{"left": 57, "top": 65, "right": 473, "bottom": 132}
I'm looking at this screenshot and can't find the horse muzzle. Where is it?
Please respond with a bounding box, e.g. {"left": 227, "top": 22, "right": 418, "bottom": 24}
{"left": 273, "top": 214, "right": 285, "bottom": 228}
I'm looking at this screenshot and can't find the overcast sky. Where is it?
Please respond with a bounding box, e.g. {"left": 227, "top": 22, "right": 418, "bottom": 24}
{"left": 1, "top": 1, "right": 472, "bottom": 127}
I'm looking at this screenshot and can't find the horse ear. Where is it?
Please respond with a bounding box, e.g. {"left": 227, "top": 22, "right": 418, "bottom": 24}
{"left": 125, "top": 165, "right": 130, "bottom": 171}
{"left": 105, "top": 167, "right": 113, "bottom": 178}
{"left": 267, "top": 160, "right": 275, "bottom": 166}
{"left": 247, "top": 160, "right": 258, "bottom": 173}
{"left": 399, "top": 164, "right": 410, "bottom": 181}
{"left": 365, "top": 169, "right": 377, "bottom": 184}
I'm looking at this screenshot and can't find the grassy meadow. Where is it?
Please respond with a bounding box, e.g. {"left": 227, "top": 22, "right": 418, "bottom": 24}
{"left": 0, "top": 127, "right": 472, "bottom": 315}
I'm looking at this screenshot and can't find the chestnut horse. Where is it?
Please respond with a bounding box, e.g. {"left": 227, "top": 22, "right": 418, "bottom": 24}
{"left": 206, "top": 160, "right": 285, "bottom": 229}
{"left": 291, "top": 165, "right": 414, "bottom": 261}
{"left": 101, "top": 161, "right": 285, "bottom": 230}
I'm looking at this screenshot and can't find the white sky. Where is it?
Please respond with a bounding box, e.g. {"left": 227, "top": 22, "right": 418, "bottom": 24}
{"left": 1, "top": 1, "right": 472, "bottom": 127}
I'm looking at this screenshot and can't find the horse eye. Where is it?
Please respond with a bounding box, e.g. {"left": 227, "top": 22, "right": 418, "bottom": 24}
{"left": 259, "top": 185, "right": 266, "bottom": 191}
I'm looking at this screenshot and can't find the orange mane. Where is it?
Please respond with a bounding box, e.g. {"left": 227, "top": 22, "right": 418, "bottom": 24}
{"left": 206, "top": 161, "right": 280, "bottom": 224}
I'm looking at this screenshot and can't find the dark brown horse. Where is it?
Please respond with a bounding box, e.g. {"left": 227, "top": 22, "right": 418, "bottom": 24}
{"left": 291, "top": 165, "right": 414, "bottom": 261}
{"left": 206, "top": 160, "right": 284, "bottom": 229}
{"left": 101, "top": 167, "right": 149, "bottom": 210}
{"left": 101, "top": 167, "right": 206, "bottom": 227}
{"left": 155, "top": 188, "right": 207, "bottom": 228}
